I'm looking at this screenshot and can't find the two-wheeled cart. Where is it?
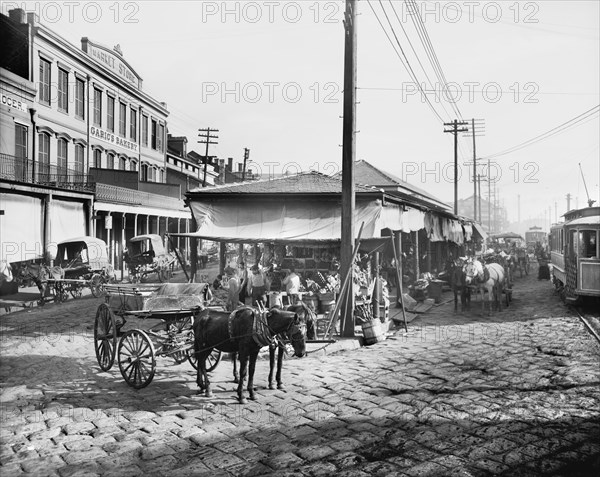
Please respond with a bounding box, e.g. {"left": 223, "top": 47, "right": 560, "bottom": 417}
{"left": 94, "top": 282, "right": 221, "bottom": 389}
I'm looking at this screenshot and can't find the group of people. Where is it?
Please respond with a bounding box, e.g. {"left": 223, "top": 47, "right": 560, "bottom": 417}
{"left": 213, "top": 262, "right": 302, "bottom": 311}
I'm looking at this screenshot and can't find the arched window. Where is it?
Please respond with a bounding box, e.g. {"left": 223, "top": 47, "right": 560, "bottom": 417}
{"left": 119, "top": 156, "right": 127, "bottom": 170}
{"left": 130, "top": 160, "right": 137, "bottom": 172}
{"left": 94, "top": 149, "right": 102, "bottom": 168}
{"left": 107, "top": 153, "right": 115, "bottom": 169}
{"left": 74, "top": 144, "right": 84, "bottom": 175}
{"left": 38, "top": 132, "right": 50, "bottom": 178}
{"left": 57, "top": 138, "right": 68, "bottom": 180}
{"left": 141, "top": 163, "right": 148, "bottom": 181}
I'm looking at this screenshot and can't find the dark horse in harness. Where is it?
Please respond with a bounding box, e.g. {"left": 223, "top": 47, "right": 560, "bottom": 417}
{"left": 193, "top": 306, "right": 306, "bottom": 404}
{"left": 231, "top": 301, "right": 317, "bottom": 390}
{"left": 444, "top": 258, "right": 471, "bottom": 312}
{"left": 15, "top": 262, "right": 63, "bottom": 304}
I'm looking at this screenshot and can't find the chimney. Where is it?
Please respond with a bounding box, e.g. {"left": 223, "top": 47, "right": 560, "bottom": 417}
{"left": 9, "top": 8, "right": 26, "bottom": 23}
{"left": 227, "top": 158, "right": 233, "bottom": 172}
{"left": 26, "top": 11, "right": 39, "bottom": 25}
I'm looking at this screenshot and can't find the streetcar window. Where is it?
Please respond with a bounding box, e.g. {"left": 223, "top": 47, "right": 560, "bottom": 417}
{"left": 568, "top": 230, "right": 577, "bottom": 256}
{"left": 579, "top": 230, "right": 597, "bottom": 258}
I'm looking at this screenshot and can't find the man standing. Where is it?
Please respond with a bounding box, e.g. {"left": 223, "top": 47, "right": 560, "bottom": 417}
{"left": 249, "top": 264, "right": 267, "bottom": 306}
{"left": 282, "top": 267, "right": 301, "bottom": 304}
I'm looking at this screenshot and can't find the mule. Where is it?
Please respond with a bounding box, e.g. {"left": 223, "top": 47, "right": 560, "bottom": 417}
{"left": 464, "top": 258, "right": 505, "bottom": 315}
{"left": 446, "top": 258, "right": 471, "bottom": 312}
{"left": 193, "top": 306, "right": 306, "bottom": 404}
{"left": 16, "top": 262, "right": 63, "bottom": 304}
{"left": 231, "top": 301, "right": 317, "bottom": 390}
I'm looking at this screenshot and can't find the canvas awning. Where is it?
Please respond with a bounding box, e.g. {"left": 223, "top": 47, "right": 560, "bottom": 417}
{"left": 472, "top": 222, "right": 488, "bottom": 240}
{"left": 172, "top": 199, "right": 384, "bottom": 244}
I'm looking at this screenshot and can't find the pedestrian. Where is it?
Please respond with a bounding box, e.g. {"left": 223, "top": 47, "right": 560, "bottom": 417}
{"left": 282, "top": 267, "right": 301, "bottom": 304}
{"left": 249, "top": 264, "right": 267, "bottom": 306}
{"left": 238, "top": 261, "right": 249, "bottom": 305}
{"left": 225, "top": 269, "right": 241, "bottom": 311}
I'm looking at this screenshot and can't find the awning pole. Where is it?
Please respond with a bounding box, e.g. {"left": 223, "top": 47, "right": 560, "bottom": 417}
{"left": 390, "top": 234, "right": 408, "bottom": 332}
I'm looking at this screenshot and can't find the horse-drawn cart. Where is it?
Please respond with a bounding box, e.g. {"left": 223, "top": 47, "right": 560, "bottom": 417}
{"left": 94, "top": 282, "right": 221, "bottom": 389}
{"left": 124, "top": 234, "right": 176, "bottom": 283}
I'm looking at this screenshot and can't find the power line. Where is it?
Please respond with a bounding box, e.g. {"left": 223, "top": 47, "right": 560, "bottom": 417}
{"left": 482, "top": 105, "right": 600, "bottom": 160}
{"left": 365, "top": 0, "right": 446, "bottom": 123}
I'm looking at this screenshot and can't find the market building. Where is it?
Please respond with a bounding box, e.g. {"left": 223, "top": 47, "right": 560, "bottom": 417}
{"left": 0, "top": 9, "right": 191, "bottom": 272}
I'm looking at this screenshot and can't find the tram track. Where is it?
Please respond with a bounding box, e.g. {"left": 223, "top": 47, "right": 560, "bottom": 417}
{"left": 573, "top": 306, "right": 600, "bottom": 345}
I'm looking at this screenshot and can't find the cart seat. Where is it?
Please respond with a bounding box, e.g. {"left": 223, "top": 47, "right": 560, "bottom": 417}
{"left": 142, "top": 283, "right": 211, "bottom": 311}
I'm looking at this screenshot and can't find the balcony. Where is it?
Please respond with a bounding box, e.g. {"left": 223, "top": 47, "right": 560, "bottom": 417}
{"left": 0, "top": 153, "right": 94, "bottom": 192}
{"left": 95, "top": 183, "right": 185, "bottom": 210}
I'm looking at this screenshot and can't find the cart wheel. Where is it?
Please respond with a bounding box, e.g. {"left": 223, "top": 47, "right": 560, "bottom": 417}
{"left": 118, "top": 330, "right": 156, "bottom": 389}
{"left": 90, "top": 274, "right": 103, "bottom": 298}
{"left": 94, "top": 303, "right": 118, "bottom": 371}
{"left": 188, "top": 348, "right": 221, "bottom": 371}
{"left": 70, "top": 286, "right": 83, "bottom": 299}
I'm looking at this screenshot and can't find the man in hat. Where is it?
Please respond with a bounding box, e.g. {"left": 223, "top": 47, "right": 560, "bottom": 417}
{"left": 225, "top": 267, "right": 240, "bottom": 311}
{"left": 282, "top": 267, "right": 301, "bottom": 304}
{"left": 249, "top": 264, "right": 266, "bottom": 306}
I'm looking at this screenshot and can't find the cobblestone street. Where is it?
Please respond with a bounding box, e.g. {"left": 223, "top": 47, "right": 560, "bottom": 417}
{"left": 1, "top": 270, "right": 599, "bottom": 476}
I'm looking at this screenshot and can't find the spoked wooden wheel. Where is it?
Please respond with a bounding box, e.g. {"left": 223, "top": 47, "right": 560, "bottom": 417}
{"left": 188, "top": 348, "right": 221, "bottom": 372}
{"left": 118, "top": 330, "right": 156, "bottom": 389}
{"left": 94, "top": 303, "right": 118, "bottom": 371}
{"left": 90, "top": 274, "right": 104, "bottom": 297}
{"left": 70, "top": 285, "right": 83, "bottom": 299}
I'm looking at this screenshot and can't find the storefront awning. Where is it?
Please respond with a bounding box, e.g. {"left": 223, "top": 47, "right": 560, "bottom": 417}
{"left": 171, "top": 200, "right": 383, "bottom": 244}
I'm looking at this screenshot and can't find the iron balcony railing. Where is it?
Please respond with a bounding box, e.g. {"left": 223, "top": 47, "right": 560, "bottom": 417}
{"left": 0, "top": 153, "right": 94, "bottom": 192}
{"left": 1, "top": 153, "right": 186, "bottom": 210}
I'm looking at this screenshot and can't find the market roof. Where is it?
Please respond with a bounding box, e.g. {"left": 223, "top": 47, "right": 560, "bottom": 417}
{"left": 186, "top": 171, "right": 383, "bottom": 196}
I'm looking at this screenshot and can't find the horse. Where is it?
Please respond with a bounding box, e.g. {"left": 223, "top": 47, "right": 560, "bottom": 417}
{"left": 192, "top": 306, "right": 306, "bottom": 404}
{"left": 447, "top": 258, "right": 471, "bottom": 312}
{"left": 15, "top": 262, "right": 63, "bottom": 304}
{"left": 463, "top": 258, "right": 505, "bottom": 315}
{"left": 231, "top": 301, "right": 317, "bottom": 390}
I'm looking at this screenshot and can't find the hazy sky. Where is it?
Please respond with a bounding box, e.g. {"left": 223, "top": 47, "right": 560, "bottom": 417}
{"left": 6, "top": 0, "right": 599, "bottom": 226}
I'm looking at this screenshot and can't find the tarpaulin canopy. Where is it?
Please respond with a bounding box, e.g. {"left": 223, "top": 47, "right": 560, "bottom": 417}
{"left": 173, "top": 199, "right": 384, "bottom": 244}
{"left": 472, "top": 222, "right": 488, "bottom": 241}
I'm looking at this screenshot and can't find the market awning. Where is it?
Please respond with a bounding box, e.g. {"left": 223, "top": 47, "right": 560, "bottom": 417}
{"left": 472, "top": 222, "right": 488, "bottom": 241}
{"left": 171, "top": 199, "right": 384, "bottom": 244}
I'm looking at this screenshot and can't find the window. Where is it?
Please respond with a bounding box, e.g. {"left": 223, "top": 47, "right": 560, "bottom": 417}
{"left": 107, "top": 153, "right": 115, "bottom": 169}
{"left": 15, "top": 124, "right": 27, "bottom": 159}
{"left": 119, "top": 102, "right": 126, "bottom": 137}
{"left": 579, "top": 230, "right": 598, "bottom": 258}
{"left": 57, "top": 138, "right": 68, "bottom": 179}
{"left": 129, "top": 108, "right": 137, "bottom": 140}
{"left": 38, "top": 133, "right": 50, "bottom": 177}
{"left": 151, "top": 119, "right": 157, "bottom": 149}
{"left": 140, "top": 163, "right": 148, "bottom": 181}
{"left": 158, "top": 124, "right": 164, "bottom": 153}
{"left": 39, "top": 59, "right": 51, "bottom": 105}
{"left": 75, "top": 78, "right": 85, "bottom": 119}
{"left": 107, "top": 96, "right": 115, "bottom": 132}
{"left": 15, "top": 124, "right": 28, "bottom": 181}
{"left": 142, "top": 115, "right": 148, "bottom": 146}
{"left": 74, "top": 144, "right": 84, "bottom": 175}
{"left": 93, "top": 88, "right": 102, "bottom": 126}
{"left": 119, "top": 156, "right": 127, "bottom": 170}
{"left": 130, "top": 160, "right": 137, "bottom": 172}
{"left": 58, "top": 68, "right": 68, "bottom": 112}
{"left": 93, "top": 149, "right": 102, "bottom": 168}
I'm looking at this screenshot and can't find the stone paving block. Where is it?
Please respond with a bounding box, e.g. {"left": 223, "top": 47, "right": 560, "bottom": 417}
{"left": 61, "top": 447, "right": 108, "bottom": 465}
{"left": 20, "top": 455, "right": 65, "bottom": 473}
{"left": 101, "top": 438, "right": 142, "bottom": 455}
{"left": 63, "top": 421, "right": 96, "bottom": 435}
{"left": 101, "top": 465, "right": 143, "bottom": 477}
{"left": 212, "top": 437, "right": 256, "bottom": 454}
{"left": 122, "top": 410, "right": 158, "bottom": 421}
{"left": 97, "top": 451, "right": 143, "bottom": 469}
{"left": 189, "top": 430, "right": 229, "bottom": 446}
{"left": 0, "top": 462, "right": 24, "bottom": 475}
{"left": 470, "top": 457, "right": 511, "bottom": 475}
{"left": 295, "top": 444, "right": 336, "bottom": 462}
{"left": 326, "top": 451, "right": 366, "bottom": 469}
{"left": 235, "top": 445, "right": 267, "bottom": 463}
{"left": 261, "top": 451, "right": 304, "bottom": 470}
{"left": 13, "top": 421, "right": 47, "bottom": 436}
{"left": 169, "top": 460, "right": 211, "bottom": 476}
{"left": 138, "top": 454, "right": 179, "bottom": 474}
{"left": 329, "top": 437, "right": 363, "bottom": 453}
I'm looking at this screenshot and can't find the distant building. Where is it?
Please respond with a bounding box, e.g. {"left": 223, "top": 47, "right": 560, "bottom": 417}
{"left": 456, "top": 194, "right": 508, "bottom": 235}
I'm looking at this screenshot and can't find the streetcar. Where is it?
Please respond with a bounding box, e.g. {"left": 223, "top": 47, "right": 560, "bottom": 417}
{"left": 549, "top": 206, "right": 600, "bottom": 303}
{"left": 525, "top": 226, "right": 547, "bottom": 254}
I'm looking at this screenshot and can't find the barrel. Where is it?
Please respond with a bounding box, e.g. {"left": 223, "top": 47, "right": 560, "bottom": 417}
{"left": 319, "top": 299, "right": 336, "bottom": 314}
{"left": 361, "top": 319, "right": 385, "bottom": 345}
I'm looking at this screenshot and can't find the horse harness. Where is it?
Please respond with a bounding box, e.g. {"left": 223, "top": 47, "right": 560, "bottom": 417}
{"left": 227, "top": 305, "right": 278, "bottom": 348}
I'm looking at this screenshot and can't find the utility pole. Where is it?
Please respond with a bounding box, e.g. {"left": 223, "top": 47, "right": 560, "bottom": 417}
{"left": 487, "top": 158, "right": 491, "bottom": 232}
{"left": 340, "top": 0, "right": 357, "bottom": 338}
{"left": 477, "top": 173, "right": 482, "bottom": 223}
{"left": 518, "top": 194, "right": 521, "bottom": 233}
{"left": 242, "top": 148, "right": 250, "bottom": 181}
{"left": 198, "top": 127, "right": 219, "bottom": 186}
{"left": 444, "top": 120, "right": 469, "bottom": 215}
{"left": 566, "top": 193, "right": 571, "bottom": 212}
{"left": 463, "top": 119, "right": 485, "bottom": 221}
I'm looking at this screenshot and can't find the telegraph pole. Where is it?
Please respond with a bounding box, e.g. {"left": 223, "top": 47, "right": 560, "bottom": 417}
{"left": 242, "top": 148, "right": 250, "bottom": 181}
{"left": 444, "top": 120, "right": 468, "bottom": 214}
{"left": 566, "top": 193, "right": 572, "bottom": 212}
{"left": 340, "top": 0, "right": 357, "bottom": 338}
{"left": 463, "top": 119, "right": 485, "bottom": 221}
{"left": 477, "top": 173, "right": 482, "bottom": 223}
{"left": 198, "top": 127, "right": 219, "bottom": 186}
